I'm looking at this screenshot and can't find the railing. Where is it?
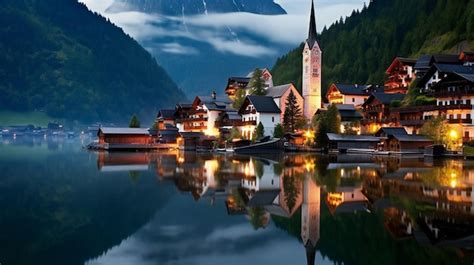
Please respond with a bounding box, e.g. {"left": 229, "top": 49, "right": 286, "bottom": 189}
{"left": 392, "top": 104, "right": 473, "bottom": 114}
{"left": 430, "top": 90, "right": 474, "bottom": 98}
{"left": 399, "top": 120, "right": 426, "bottom": 126}
{"left": 183, "top": 125, "right": 207, "bottom": 130}
{"left": 241, "top": 109, "right": 257, "bottom": 115}
{"left": 448, "top": 118, "right": 472, "bottom": 124}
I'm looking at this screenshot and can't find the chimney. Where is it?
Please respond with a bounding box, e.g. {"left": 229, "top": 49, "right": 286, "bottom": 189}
{"left": 211, "top": 91, "right": 217, "bottom": 100}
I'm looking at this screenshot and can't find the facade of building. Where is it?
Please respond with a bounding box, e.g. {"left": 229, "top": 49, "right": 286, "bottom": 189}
{"left": 361, "top": 92, "right": 405, "bottom": 133}
{"left": 98, "top": 127, "right": 152, "bottom": 145}
{"left": 326, "top": 133, "right": 380, "bottom": 152}
{"left": 302, "top": 0, "right": 322, "bottom": 120}
{"left": 238, "top": 96, "right": 281, "bottom": 139}
{"left": 266, "top": 83, "right": 304, "bottom": 122}
{"left": 384, "top": 57, "right": 417, "bottom": 94}
{"left": 325, "top": 84, "right": 376, "bottom": 106}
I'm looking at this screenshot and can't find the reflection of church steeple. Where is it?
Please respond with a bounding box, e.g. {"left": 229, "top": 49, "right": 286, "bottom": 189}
{"left": 301, "top": 176, "right": 321, "bottom": 265}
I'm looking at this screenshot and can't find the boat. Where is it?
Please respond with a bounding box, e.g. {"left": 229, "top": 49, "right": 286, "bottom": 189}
{"left": 233, "top": 138, "right": 284, "bottom": 154}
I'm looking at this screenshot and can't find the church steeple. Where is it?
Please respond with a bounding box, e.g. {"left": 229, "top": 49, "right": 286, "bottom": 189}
{"left": 307, "top": 0, "right": 317, "bottom": 49}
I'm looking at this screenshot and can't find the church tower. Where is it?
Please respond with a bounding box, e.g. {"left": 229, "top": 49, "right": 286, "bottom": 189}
{"left": 302, "top": 0, "right": 322, "bottom": 120}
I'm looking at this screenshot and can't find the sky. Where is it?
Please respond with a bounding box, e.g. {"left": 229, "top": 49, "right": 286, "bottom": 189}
{"left": 80, "top": 0, "right": 366, "bottom": 56}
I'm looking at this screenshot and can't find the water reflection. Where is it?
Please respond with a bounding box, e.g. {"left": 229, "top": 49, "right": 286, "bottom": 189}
{"left": 96, "top": 151, "right": 474, "bottom": 264}
{"left": 1, "top": 140, "right": 474, "bottom": 265}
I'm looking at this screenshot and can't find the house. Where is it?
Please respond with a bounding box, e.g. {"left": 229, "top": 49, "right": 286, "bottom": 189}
{"left": 384, "top": 57, "right": 417, "bottom": 94}
{"left": 225, "top": 68, "right": 273, "bottom": 100}
{"left": 429, "top": 72, "right": 474, "bottom": 141}
{"left": 316, "top": 104, "right": 363, "bottom": 134}
{"left": 326, "top": 186, "right": 369, "bottom": 215}
{"left": 98, "top": 127, "right": 152, "bottom": 145}
{"left": 414, "top": 54, "right": 462, "bottom": 79}
{"left": 325, "top": 83, "right": 383, "bottom": 106}
{"left": 265, "top": 83, "right": 304, "bottom": 122}
{"left": 326, "top": 133, "right": 380, "bottom": 152}
{"left": 238, "top": 96, "right": 281, "bottom": 139}
{"left": 361, "top": 92, "right": 406, "bottom": 133}
{"left": 418, "top": 63, "right": 474, "bottom": 91}
{"left": 179, "top": 93, "right": 234, "bottom": 136}
{"left": 158, "top": 124, "right": 179, "bottom": 144}
{"left": 156, "top": 109, "right": 176, "bottom": 130}
{"left": 175, "top": 102, "right": 193, "bottom": 132}
{"left": 177, "top": 132, "right": 204, "bottom": 151}
{"left": 375, "top": 127, "right": 432, "bottom": 153}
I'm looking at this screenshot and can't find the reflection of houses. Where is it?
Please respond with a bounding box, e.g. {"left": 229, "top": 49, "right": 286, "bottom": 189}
{"left": 97, "top": 152, "right": 151, "bottom": 172}
{"left": 326, "top": 186, "right": 370, "bottom": 214}
{"left": 238, "top": 96, "right": 281, "bottom": 139}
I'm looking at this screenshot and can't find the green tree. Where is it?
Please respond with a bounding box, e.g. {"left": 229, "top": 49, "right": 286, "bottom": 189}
{"left": 256, "top": 122, "right": 265, "bottom": 139}
{"left": 248, "top": 207, "right": 268, "bottom": 230}
{"left": 313, "top": 104, "right": 341, "bottom": 149}
{"left": 249, "top": 68, "right": 266, "bottom": 96}
{"left": 273, "top": 123, "right": 285, "bottom": 138}
{"left": 420, "top": 115, "right": 458, "bottom": 150}
{"left": 233, "top": 88, "right": 247, "bottom": 109}
{"left": 129, "top": 114, "right": 140, "bottom": 128}
{"left": 228, "top": 126, "right": 242, "bottom": 142}
{"left": 283, "top": 91, "right": 304, "bottom": 133}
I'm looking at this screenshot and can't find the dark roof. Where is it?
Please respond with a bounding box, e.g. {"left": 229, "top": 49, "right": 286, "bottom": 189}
{"left": 228, "top": 77, "right": 251, "bottom": 83}
{"left": 157, "top": 109, "right": 175, "bottom": 119}
{"left": 333, "top": 84, "right": 369, "bottom": 95}
{"left": 397, "top": 57, "right": 417, "bottom": 64}
{"left": 306, "top": 0, "right": 318, "bottom": 49}
{"left": 317, "top": 104, "right": 362, "bottom": 120}
{"left": 457, "top": 73, "right": 474, "bottom": 83}
{"left": 419, "top": 64, "right": 474, "bottom": 86}
{"left": 179, "top": 132, "right": 204, "bottom": 138}
{"left": 370, "top": 92, "right": 405, "bottom": 105}
{"left": 392, "top": 134, "right": 432, "bottom": 142}
{"left": 375, "top": 127, "right": 408, "bottom": 137}
{"left": 247, "top": 190, "right": 280, "bottom": 207}
{"left": 195, "top": 96, "right": 233, "bottom": 111}
{"left": 431, "top": 54, "right": 461, "bottom": 64}
{"left": 326, "top": 133, "right": 380, "bottom": 142}
{"left": 333, "top": 201, "right": 370, "bottom": 214}
{"left": 240, "top": 96, "right": 281, "bottom": 114}
{"left": 266, "top": 84, "right": 294, "bottom": 98}
{"left": 414, "top": 55, "right": 432, "bottom": 70}
{"left": 176, "top": 102, "right": 192, "bottom": 109}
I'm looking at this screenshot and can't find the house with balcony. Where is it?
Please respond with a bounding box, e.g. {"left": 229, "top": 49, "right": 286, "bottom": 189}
{"left": 384, "top": 57, "right": 417, "bottom": 94}
{"left": 225, "top": 68, "right": 273, "bottom": 100}
{"left": 325, "top": 83, "right": 383, "bottom": 106}
{"left": 238, "top": 95, "right": 281, "bottom": 139}
{"left": 361, "top": 92, "right": 405, "bottom": 133}
{"left": 178, "top": 93, "right": 234, "bottom": 136}
{"left": 418, "top": 63, "right": 474, "bottom": 92}
{"left": 429, "top": 72, "right": 474, "bottom": 140}
{"left": 414, "top": 54, "right": 462, "bottom": 79}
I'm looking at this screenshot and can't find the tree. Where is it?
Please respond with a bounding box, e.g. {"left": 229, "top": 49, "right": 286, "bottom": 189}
{"left": 420, "top": 115, "right": 459, "bottom": 150}
{"left": 232, "top": 87, "right": 247, "bottom": 109}
{"left": 312, "top": 104, "right": 341, "bottom": 149}
{"left": 129, "top": 114, "right": 140, "bottom": 128}
{"left": 283, "top": 91, "right": 305, "bottom": 133}
{"left": 249, "top": 68, "right": 266, "bottom": 96}
{"left": 228, "top": 126, "right": 242, "bottom": 142}
{"left": 274, "top": 123, "right": 285, "bottom": 138}
{"left": 256, "top": 122, "right": 265, "bottom": 139}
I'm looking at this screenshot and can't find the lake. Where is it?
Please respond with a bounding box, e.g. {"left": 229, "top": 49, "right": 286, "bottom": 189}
{"left": 0, "top": 137, "right": 473, "bottom": 265}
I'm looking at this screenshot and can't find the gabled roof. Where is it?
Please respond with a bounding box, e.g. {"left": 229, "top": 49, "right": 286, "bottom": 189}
{"left": 194, "top": 96, "right": 233, "bottom": 111}
{"left": 246, "top": 68, "right": 271, "bottom": 78}
{"left": 157, "top": 109, "right": 175, "bottom": 119}
{"left": 375, "top": 127, "right": 408, "bottom": 137}
{"left": 239, "top": 96, "right": 281, "bottom": 114}
{"left": 414, "top": 55, "right": 432, "bottom": 71}
{"left": 331, "top": 84, "right": 369, "bottom": 96}
{"left": 363, "top": 93, "right": 405, "bottom": 106}
{"left": 247, "top": 190, "right": 280, "bottom": 207}
{"left": 431, "top": 54, "right": 461, "bottom": 65}
{"left": 266, "top": 84, "right": 294, "bottom": 98}
{"left": 386, "top": 57, "right": 417, "bottom": 74}
{"left": 316, "top": 104, "right": 362, "bottom": 120}
{"left": 99, "top": 127, "right": 150, "bottom": 135}
{"left": 391, "top": 134, "right": 432, "bottom": 142}
{"left": 326, "top": 133, "right": 380, "bottom": 142}
{"left": 431, "top": 72, "right": 474, "bottom": 90}
{"left": 419, "top": 63, "right": 474, "bottom": 86}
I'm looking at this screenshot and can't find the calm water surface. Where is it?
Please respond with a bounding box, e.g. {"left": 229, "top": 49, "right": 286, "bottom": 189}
{"left": 1, "top": 137, "right": 474, "bottom": 265}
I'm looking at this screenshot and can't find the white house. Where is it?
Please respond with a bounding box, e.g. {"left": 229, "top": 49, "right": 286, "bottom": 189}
{"left": 238, "top": 95, "right": 281, "bottom": 139}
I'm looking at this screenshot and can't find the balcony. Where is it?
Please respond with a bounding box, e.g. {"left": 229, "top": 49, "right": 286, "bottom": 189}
{"left": 183, "top": 124, "right": 207, "bottom": 130}
{"left": 392, "top": 104, "right": 473, "bottom": 114}
{"left": 430, "top": 89, "right": 474, "bottom": 98}
{"left": 235, "top": 120, "right": 257, "bottom": 126}
{"left": 361, "top": 117, "right": 397, "bottom": 125}
{"left": 448, "top": 118, "right": 472, "bottom": 124}
{"left": 399, "top": 120, "right": 426, "bottom": 126}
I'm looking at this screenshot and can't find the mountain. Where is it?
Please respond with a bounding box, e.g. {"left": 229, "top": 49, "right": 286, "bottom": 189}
{"left": 0, "top": 0, "right": 185, "bottom": 123}
{"left": 107, "top": 0, "right": 287, "bottom": 15}
{"left": 271, "top": 0, "right": 474, "bottom": 95}
{"left": 99, "top": 0, "right": 291, "bottom": 97}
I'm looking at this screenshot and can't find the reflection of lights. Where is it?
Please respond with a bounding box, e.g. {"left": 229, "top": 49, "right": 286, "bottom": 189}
{"left": 244, "top": 161, "right": 255, "bottom": 177}
{"left": 357, "top": 166, "right": 361, "bottom": 172}
{"left": 340, "top": 168, "right": 345, "bottom": 177}
{"left": 205, "top": 127, "right": 220, "bottom": 137}
{"left": 304, "top": 159, "right": 315, "bottom": 172}
{"left": 450, "top": 179, "right": 457, "bottom": 188}
{"left": 178, "top": 156, "right": 185, "bottom": 164}
{"left": 304, "top": 130, "right": 315, "bottom": 139}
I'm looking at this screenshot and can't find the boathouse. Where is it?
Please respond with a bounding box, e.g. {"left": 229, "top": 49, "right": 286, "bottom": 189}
{"left": 375, "top": 127, "right": 433, "bottom": 153}
{"left": 98, "top": 127, "right": 152, "bottom": 145}
{"left": 326, "top": 133, "right": 380, "bottom": 152}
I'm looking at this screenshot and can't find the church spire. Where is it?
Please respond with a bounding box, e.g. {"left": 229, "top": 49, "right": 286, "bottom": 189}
{"left": 307, "top": 0, "right": 317, "bottom": 49}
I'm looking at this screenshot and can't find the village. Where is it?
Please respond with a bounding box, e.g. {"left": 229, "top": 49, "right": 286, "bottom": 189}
{"left": 92, "top": 1, "right": 474, "bottom": 157}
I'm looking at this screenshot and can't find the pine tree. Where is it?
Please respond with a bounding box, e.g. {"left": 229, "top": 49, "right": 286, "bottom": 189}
{"left": 312, "top": 104, "right": 341, "bottom": 149}
{"left": 249, "top": 68, "right": 266, "bottom": 96}
{"left": 283, "top": 91, "right": 304, "bottom": 133}
{"left": 256, "top": 122, "right": 265, "bottom": 139}
{"left": 232, "top": 87, "right": 247, "bottom": 109}
{"left": 273, "top": 123, "right": 285, "bottom": 138}
{"left": 129, "top": 114, "right": 140, "bottom": 128}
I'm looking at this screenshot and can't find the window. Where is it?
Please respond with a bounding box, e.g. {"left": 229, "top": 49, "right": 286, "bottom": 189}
{"left": 465, "top": 131, "right": 470, "bottom": 138}
{"left": 272, "top": 117, "right": 275, "bottom": 122}
{"left": 457, "top": 114, "right": 461, "bottom": 119}
{"left": 449, "top": 114, "right": 454, "bottom": 120}
{"left": 467, "top": 99, "right": 471, "bottom": 105}
{"left": 468, "top": 114, "right": 471, "bottom": 120}
{"left": 457, "top": 100, "right": 463, "bottom": 104}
